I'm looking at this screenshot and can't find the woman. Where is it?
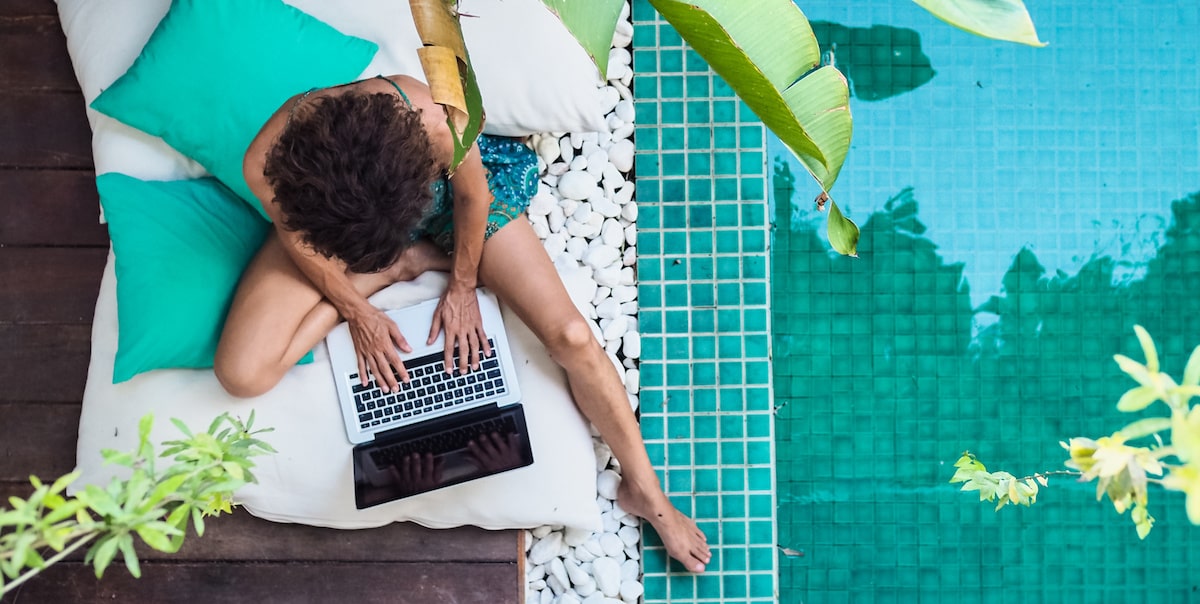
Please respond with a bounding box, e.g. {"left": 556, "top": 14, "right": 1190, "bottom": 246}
{"left": 213, "top": 74, "right": 710, "bottom": 573}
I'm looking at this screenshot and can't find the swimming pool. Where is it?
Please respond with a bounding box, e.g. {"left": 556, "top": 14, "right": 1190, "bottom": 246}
{"left": 635, "top": 0, "right": 1200, "bottom": 601}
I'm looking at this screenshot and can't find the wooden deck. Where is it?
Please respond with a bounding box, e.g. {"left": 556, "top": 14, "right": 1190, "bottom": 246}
{"left": 0, "top": 2, "right": 520, "bottom": 601}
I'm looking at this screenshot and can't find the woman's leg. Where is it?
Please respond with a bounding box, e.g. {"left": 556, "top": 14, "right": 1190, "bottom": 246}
{"left": 214, "top": 232, "right": 450, "bottom": 397}
{"left": 478, "top": 219, "right": 711, "bottom": 573}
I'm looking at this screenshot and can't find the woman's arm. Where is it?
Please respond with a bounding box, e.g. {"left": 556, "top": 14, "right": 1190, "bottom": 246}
{"left": 428, "top": 142, "right": 494, "bottom": 374}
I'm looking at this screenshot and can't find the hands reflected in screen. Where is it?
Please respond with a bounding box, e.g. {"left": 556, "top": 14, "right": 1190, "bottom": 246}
{"left": 467, "top": 431, "right": 523, "bottom": 472}
{"left": 389, "top": 452, "right": 444, "bottom": 494}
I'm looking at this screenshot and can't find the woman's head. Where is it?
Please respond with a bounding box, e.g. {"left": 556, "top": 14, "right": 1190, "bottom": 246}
{"left": 265, "top": 89, "right": 438, "bottom": 273}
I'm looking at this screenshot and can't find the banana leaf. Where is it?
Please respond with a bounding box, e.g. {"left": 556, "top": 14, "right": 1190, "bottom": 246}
{"left": 647, "top": 0, "right": 858, "bottom": 255}
{"left": 911, "top": 0, "right": 1046, "bottom": 46}
{"left": 539, "top": 0, "right": 625, "bottom": 79}
{"left": 409, "top": 0, "right": 484, "bottom": 170}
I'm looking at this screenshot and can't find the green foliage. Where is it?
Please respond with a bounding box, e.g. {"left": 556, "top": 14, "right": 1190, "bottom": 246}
{"left": 0, "top": 412, "right": 274, "bottom": 596}
{"left": 539, "top": 0, "right": 624, "bottom": 79}
{"left": 910, "top": 0, "right": 1046, "bottom": 47}
{"left": 952, "top": 328, "right": 1200, "bottom": 539}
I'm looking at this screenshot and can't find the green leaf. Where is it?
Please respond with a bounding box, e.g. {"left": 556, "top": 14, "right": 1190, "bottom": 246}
{"left": 191, "top": 507, "right": 206, "bottom": 537}
{"left": 145, "top": 474, "right": 189, "bottom": 510}
{"left": 539, "top": 0, "right": 623, "bottom": 79}
{"left": 909, "top": 0, "right": 1046, "bottom": 47}
{"left": 1117, "top": 416, "right": 1173, "bottom": 441}
{"left": 649, "top": 0, "right": 852, "bottom": 193}
{"left": 80, "top": 485, "right": 121, "bottom": 518}
{"left": 1114, "top": 354, "right": 1157, "bottom": 390}
{"left": 826, "top": 199, "right": 860, "bottom": 257}
{"left": 447, "top": 61, "right": 484, "bottom": 171}
{"left": 1183, "top": 345, "right": 1200, "bottom": 387}
{"left": 135, "top": 525, "right": 175, "bottom": 553}
{"left": 1132, "top": 325, "right": 1159, "bottom": 374}
{"left": 90, "top": 535, "right": 119, "bottom": 578}
{"left": 1116, "top": 386, "right": 1160, "bottom": 413}
{"left": 116, "top": 534, "right": 141, "bottom": 579}
{"left": 170, "top": 417, "right": 194, "bottom": 438}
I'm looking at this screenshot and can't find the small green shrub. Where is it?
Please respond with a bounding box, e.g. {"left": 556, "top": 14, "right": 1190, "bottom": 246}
{"left": 952, "top": 326, "right": 1200, "bottom": 539}
{"left": 0, "top": 412, "right": 274, "bottom": 595}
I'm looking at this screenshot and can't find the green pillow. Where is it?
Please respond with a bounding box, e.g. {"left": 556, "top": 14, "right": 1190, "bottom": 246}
{"left": 91, "top": 0, "right": 378, "bottom": 219}
{"left": 98, "top": 173, "right": 311, "bottom": 383}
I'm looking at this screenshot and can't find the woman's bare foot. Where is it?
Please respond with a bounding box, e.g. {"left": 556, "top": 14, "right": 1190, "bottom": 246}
{"left": 618, "top": 477, "right": 711, "bottom": 573}
{"left": 386, "top": 240, "right": 451, "bottom": 283}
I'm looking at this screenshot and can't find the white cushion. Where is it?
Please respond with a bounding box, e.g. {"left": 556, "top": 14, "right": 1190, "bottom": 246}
{"left": 75, "top": 253, "right": 602, "bottom": 531}
{"left": 56, "top": 0, "right": 606, "bottom": 158}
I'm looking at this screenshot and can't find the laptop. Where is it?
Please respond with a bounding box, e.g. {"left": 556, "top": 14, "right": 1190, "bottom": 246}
{"left": 325, "top": 289, "right": 534, "bottom": 509}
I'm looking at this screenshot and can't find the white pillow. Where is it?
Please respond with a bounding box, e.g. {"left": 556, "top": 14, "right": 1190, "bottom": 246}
{"left": 56, "top": 0, "right": 606, "bottom": 151}
{"left": 75, "top": 253, "right": 602, "bottom": 531}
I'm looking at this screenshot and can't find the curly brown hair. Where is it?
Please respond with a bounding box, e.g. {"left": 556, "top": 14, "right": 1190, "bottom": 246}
{"left": 264, "top": 88, "right": 439, "bottom": 274}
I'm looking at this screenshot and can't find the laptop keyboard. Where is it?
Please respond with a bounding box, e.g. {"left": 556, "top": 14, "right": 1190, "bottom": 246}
{"left": 369, "top": 413, "right": 520, "bottom": 466}
{"left": 349, "top": 338, "right": 506, "bottom": 431}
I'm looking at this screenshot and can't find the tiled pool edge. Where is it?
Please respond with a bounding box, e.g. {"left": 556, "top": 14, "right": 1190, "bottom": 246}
{"left": 632, "top": 1, "right": 779, "bottom": 601}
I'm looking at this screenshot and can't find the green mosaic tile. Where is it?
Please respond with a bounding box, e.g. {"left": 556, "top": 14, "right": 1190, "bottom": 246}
{"left": 694, "top": 441, "right": 718, "bottom": 465}
{"left": 687, "top": 100, "right": 711, "bottom": 123}
{"left": 719, "top": 388, "right": 743, "bottom": 412}
{"left": 689, "top": 231, "right": 713, "bottom": 254}
{"left": 713, "top": 125, "right": 737, "bottom": 148}
{"left": 694, "top": 415, "right": 718, "bottom": 439}
{"left": 714, "top": 177, "right": 739, "bottom": 200}
{"left": 661, "top": 100, "right": 684, "bottom": 123}
{"left": 695, "top": 468, "right": 719, "bottom": 491}
{"left": 662, "top": 178, "right": 686, "bottom": 202}
{"left": 714, "top": 151, "right": 738, "bottom": 175}
{"left": 685, "top": 50, "right": 708, "bottom": 72}
{"left": 660, "top": 48, "right": 683, "bottom": 72}
{"left": 694, "top": 389, "right": 718, "bottom": 413}
{"left": 662, "top": 231, "right": 685, "bottom": 254}
{"left": 692, "top": 362, "right": 717, "bottom": 386}
{"left": 633, "top": 75, "right": 658, "bottom": 99}
{"left": 687, "top": 126, "right": 710, "bottom": 148}
{"left": 686, "top": 152, "right": 710, "bottom": 176}
{"left": 715, "top": 230, "right": 740, "bottom": 253}
{"left": 686, "top": 74, "right": 710, "bottom": 96}
{"left": 687, "top": 179, "right": 711, "bottom": 202}
{"left": 713, "top": 102, "right": 737, "bottom": 123}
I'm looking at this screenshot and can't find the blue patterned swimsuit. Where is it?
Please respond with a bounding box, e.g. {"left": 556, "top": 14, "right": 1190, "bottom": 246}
{"left": 374, "top": 76, "right": 538, "bottom": 254}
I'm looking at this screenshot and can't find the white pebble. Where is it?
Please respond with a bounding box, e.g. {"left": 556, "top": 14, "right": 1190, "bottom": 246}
{"left": 622, "top": 246, "right": 637, "bottom": 267}
{"left": 566, "top": 237, "right": 587, "bottom": 261}
{"left": 543, "top": 233, "right": 567, "bottom": 262}
{"left": 546, "top": 574, "right": 567, "bottom": 596}
{"left": 557, "top": 594, "right": 581, "bottom": 604}
{"left": 619, "top": 267, "right": 635, "bottom": 286}
{"left": 623, "top": 546, "right": 640, "bottom": 560}
{"left": 614, "top": 100, "right": 635, "bottom": 124}
{"left": 574, "top": 575, "right": 597, "bottom": 597}
{"left": 623, "top": 368, "right": 639, "bottom": 394}
{"left": 549, "top": 558, "right": 570, "bottom": 591}
{"left": 548, "top": 161, "right": 570, "bottom": 177}
{"left": 586, "top": 150, "right": 608, "bottom": 178}
{"left": 574, "top": 544, "right": 597, "bottom": 563}
{"left": 558, "top": 170, "right": 597, "bottom": 201}
{"left": 620, "top": 559, "right": 639, "bottom": 582}
{"left": 593, "top": 196, "right": 622, "bottom": 221}
{"left": 601, "top": 511, "right": 621, "bottom": 534}
{"left": 529, "top": 564, "right": 546, "bottom": 581}
{"left": 619, "top": 581, "right": 644, "bottom": 603}
{"left": 601, "top": 316, "right": 628, "bottom": 342}
{"left": 583, "top": 537, "right": 606, "bottom": 558}
{"left": 540, "top": 588, "right": 554, "bottom": 604}
{"left": 607, "top": 139, "right": 634, "bottom": 173}
{"left": 594, "top": 441, "right": 613, "bottom": 473}
{"left": 617, "top": 525, "right": 639, "bottom": 547}
{"left": 620, "top": 200, "right": 637, "bottom": 223}
{"left": 620, "top": 300, "right": 638, "bottom": 315}
{"left": 591, "top": 557, "right": 622, "bottom": 598}
{"left": 599, "top": 86, "right": 621, "bottom": 114}
{"left": 616, "top": 183, "right": 635, "bottom": 207}
{"left": 533, "top": 525, "right": 554, "bottom": 539}
{"left": 529, "top": 192, "right": 557, "bottom": 216}
{"left": 530, "top": 578, "right": 547, "bottom": 592}
{"left": 594, "top": 266, "right": 621, "bottom": 288}
{"left": 583, "top": 246, "right": 620, "bottom": 270}
{"left": 559, "top": 138, "right": 575, "bottom": 163}
{"left": 595, "top": 297, "right": 620, "bottom": 320}
{"left": 596, "top": 469, "right": 621, "bottom": 500}
{"left": 537, "top": 136, "right": 561, "bottom": 164}
{"left": 530, "top": 531, "right": 563, "bottom": 565}
{"left": 599, "top": 533, "right": 625, "bottom": 559}
{"left": 612, "top": 123, "right": 634, "bottom": 141}
{"left": 622, "top": 332, "right": 640, "bottom": 359}
{"left": 612, "top": 285, "right": 637, "bottom": 304}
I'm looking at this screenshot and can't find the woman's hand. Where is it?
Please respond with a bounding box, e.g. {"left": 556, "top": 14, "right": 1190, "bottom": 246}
{"left": 428, "top": 284, "right": 492, "bottom": 374}
{"left": 348, "top": 306, "right": 412, "bottom": 393}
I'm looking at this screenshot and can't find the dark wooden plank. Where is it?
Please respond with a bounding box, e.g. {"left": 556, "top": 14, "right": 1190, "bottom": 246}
{"left": 0, "top": 402, "right": 80, "bottom": 479}
{"left": 0, "top": 561, "right": 519, "bottom": 603}
{"left": 0, "top": 325, "right": 91, "bottom": 403}
{"left": 0, "top": 15, "right": 80, "bottom": 92}
{"left": 0, "top": 483, "right": 515, "bottom": 564}
{"left": 0, "top": 170, "right": 106, "bottom": 246}
{"left": 0, "top": 0, "right": 57, "bottom": 17}
{"left": 0, "top": 248, "right": 105, "bottom": 324}
{"left": 0, "top": 92, "right": 92, "bottom": 168}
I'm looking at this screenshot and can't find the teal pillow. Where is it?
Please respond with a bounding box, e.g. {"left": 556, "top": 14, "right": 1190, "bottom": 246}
{"left": 90, "top": 0, "right": 378, "bottom": 219}
{"left": 98, "top": 173, "right": 311, "bottom": 383}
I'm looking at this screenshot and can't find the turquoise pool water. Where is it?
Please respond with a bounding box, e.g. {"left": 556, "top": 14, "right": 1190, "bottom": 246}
{"left": 772, "top": 0, "right": 1200, "bottom": 602}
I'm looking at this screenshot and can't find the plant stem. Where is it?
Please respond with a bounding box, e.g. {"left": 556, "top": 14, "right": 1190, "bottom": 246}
{"left": 0, "top": 533, "right": 96, "bottom": 596}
